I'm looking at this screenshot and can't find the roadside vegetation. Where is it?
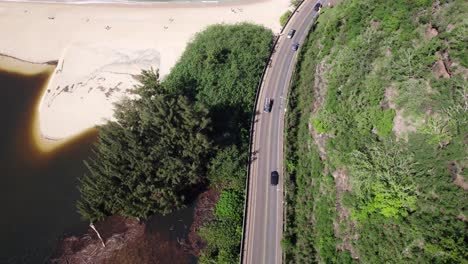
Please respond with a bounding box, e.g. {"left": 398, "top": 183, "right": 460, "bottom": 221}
{"left": 77, "top": 23, "right": 273, "bottom": 263}
{"left": 280, "top": 10, "right": 293, "bottom": 27}
{"left": 284, "top": 0, "right": 467, "bottom": 263}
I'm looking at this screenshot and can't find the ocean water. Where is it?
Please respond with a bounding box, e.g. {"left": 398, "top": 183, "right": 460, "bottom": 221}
{"left": 0, "top": 0, "right": 223, "bottom": 3}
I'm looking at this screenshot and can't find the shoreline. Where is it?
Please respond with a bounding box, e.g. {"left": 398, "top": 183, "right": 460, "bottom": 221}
{"left": 0, "top": 0, "right": 270, "bottom": 9}
{"left": 0, "top": 59, "right": 98, "bottom": 153}
{"left": 0, "top": 53, "right": 56, "bottom": 75}
{"left": 0, "top": 0, "right": 291, "bottom": 140}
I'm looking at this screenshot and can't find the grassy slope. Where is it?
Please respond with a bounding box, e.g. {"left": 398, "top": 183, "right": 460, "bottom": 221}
{"left": 284, "top": 0, "right": 467, "bottom": 263}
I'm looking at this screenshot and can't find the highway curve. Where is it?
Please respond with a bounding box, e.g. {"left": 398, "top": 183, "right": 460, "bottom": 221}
{"left": 242, "top": 1, "right": 326, "bottom": 263}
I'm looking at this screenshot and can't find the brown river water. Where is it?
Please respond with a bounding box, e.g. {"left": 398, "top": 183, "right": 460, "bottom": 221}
{"left": 0, "top": 66, "right": 195, "bottom": 263}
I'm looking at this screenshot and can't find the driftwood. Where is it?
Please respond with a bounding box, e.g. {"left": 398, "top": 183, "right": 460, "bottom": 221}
{"left": 90, "top": 223, "right": 106, "bottom": 248}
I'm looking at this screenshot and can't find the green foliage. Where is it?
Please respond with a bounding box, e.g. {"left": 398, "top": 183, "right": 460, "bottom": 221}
{"left": 164, "top": 23, "right": 273, "bottom": 111}
{"left": 290, "top": 0, "right": 301, "bottom": 8}
{"left": 284, "top": 0, "right": 467, "bottom": 262}
{"left": 199, "top": 219, "right": 242, "bottom": 264}
{"left": 208, "top": 145, "right": 247, "bottom": 190}
{"left": 160, "top": 24, "right": 272, "bottom": 263}
{"left": 371, "top": 109, "right": 395, "bottom": 137}
{"left": 350, "top": 140, "right": 419, "bottom": 220}
{"left": 395, "top": 79, "right": 428, "bottom": 117}
{"left": 311, "top": 117, "right": 327, "bottom": 134}
{"left": 280, "top": 10, "right": 293, "bottom": 27}
{"left": 78, "top": 71, "right": 212, "bottom": 222}
{"left": 200, "top": 189, "right": 244, "bottom": 263}
{"left": 447, "top": 24, "right": 468, "bottom": 67}
{"left": 214, "top": 190, "right": 243, "bottom": 221}
{"left": 78, "top": 23, "right": 273, "bottom": 263}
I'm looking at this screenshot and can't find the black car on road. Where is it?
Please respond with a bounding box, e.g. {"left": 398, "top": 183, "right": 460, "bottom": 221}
{"left": 271, "top": 171, "right": 279, "bottom": 185}
{"left": 264, "top": 98, "right": 273, "bottom": 113}
{"left": 292, "top": 42, "right": 299, "bottom": 51}
{"left": 314, "top": 2, "right": 322, "bottom": 12}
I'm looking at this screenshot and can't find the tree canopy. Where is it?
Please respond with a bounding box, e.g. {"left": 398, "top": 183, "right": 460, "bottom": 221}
{"left": 77, "top": 23, "right": 274, "bottom": 264}
{"left": 77, "top": 71, "right": 212, "bottom": 222}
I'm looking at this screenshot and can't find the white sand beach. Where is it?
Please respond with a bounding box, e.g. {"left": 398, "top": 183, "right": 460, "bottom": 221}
{"left": 0, "top": 0, "right": 291, "bottom": 139}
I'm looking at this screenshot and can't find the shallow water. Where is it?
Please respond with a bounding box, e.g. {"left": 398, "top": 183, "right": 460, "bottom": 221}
{"left": 0, "top": 68, "right": 195, "bottom": 263}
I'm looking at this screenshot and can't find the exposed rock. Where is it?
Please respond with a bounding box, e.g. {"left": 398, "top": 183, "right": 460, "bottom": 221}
{"left": 385, "top": 86, "right": 419, "bottom": 140}
{"left": 381, "top": 85, "right": 397, "bottom": 109}
{"left": 332, "top": 168, "right": 359, "bottom": 260}
{"left": 393, "top": 110, "right": 418, "bottom": 139}
{"left": 447, "top": 23, "right": 455, "bottom": 32}
{"left": 309, "top": 58, "right": 331, "bottom": 164}
{"left": 448, "top": 161, "right": 468, "bottom": 191}
{"left": 432, "top": 59, "right": 451, "bottom": 78}
{"left": 425, "top": 24, "right": 439, "bottom": 39}
{"left": 450, "top": 61, "right": 468, "bottom": 80}
{"left": 313, "top": 59, "right": 329, "bottom": 113}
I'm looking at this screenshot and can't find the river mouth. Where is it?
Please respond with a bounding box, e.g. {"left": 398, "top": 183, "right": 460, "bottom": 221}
{"left": 0, "top": 66, "right": 97, "bottom": 262}
{"left": 0, "top": 62, "right": 195, "bottom": 263}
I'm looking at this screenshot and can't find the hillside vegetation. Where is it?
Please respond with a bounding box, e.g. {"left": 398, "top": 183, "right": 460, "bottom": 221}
{"left": 284, "top": 0, "right": 467, "bottom": 263}
{"left": 77, "top": 23, "right": 274, "bottom": 263}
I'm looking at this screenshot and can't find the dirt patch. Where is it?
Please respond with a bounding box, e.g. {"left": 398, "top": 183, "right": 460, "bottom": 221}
{"left": 102, "top": 230, "right": 191, "bottom": 264}
{"left": 332, "top": 169, "right": 359, "bottom": 260}
{"left": 453, "top": 174, "right": 468, "bottom": 191}
{"left": 312, "top": 59, "right": 329, "bottom": 113}
{"left": 384, "top": 86, "right": 418, "bottom": 140}
{"left": 393, "top": 110, "right": 418, "bottom": 139}
{"left": 370, "top": 21, "right": 380, "bottom": 28}
{"left": 432, "top": 50, "right": 452, "bottom": 79}
{"left": 449, "top": 61, "right": 468, "bottom": 80}
{"left": 309, "top": 58, "right": 331, "bottom": 163}
{"left": 51, "top": 216, "right": 191, "bottom": 264}
{"left": 425, "top": 24, "right": 439, "bottom": 39}
{"left": 324, "top": 0, "right": 339, "bottom": 7}
{"left": 447, "top": 24, "right": 455, "bottom": 32}
{"left": 309, "top": 124, "right": 329, "bottom": 162}
{"left": 187, "top": 188, "right": 220, "bottom": 256}
{"left": 448, "top": 161, "right": 468, "bottom": 191}
{"left": 381, "top": 85, "right": 397, "bottom": 109}
{"left": 433, "top": 59, "right": 451, "bottom": 78}
{"left": 457, "top": 213, "right": 467, "bottom": 222}
{"left": 50, "top": 188, "right": 220, "bottom": 263}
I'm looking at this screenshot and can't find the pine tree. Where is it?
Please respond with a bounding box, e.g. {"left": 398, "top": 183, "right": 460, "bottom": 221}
{"left": 77, "top": 70, "right": 212, "bottom": 222}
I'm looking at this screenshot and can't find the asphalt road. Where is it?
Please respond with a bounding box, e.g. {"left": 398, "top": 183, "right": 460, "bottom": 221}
{"left": 242, "top": 1, "right": 326, "bottom": 263}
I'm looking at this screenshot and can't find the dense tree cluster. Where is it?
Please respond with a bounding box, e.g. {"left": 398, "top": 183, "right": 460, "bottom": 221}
{"left": 77, "top": 23, "right": 274, "bottom": 263}
{"left": 78, "top": 71, "right": 212, "bottom": 222}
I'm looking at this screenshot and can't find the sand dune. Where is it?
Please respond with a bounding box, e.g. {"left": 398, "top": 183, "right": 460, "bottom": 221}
{"left": 0, "top": 0, "right": 290, "bottom": 139}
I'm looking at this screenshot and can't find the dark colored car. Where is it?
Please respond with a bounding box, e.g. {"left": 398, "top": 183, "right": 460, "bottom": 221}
{"left": 292, "top": 42, "right": 299, "bottom": 51}
{"left": 287, "top": 29, "right": 296, "bottom": 39}
{"left": 264, "top": 98, "right": 273, "bottom": 113}
{"left": 271, "top": 171, "right": 279, "bottom": 185}
{"left": 314, "top": 2, "right": 323, "bottom": 12}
